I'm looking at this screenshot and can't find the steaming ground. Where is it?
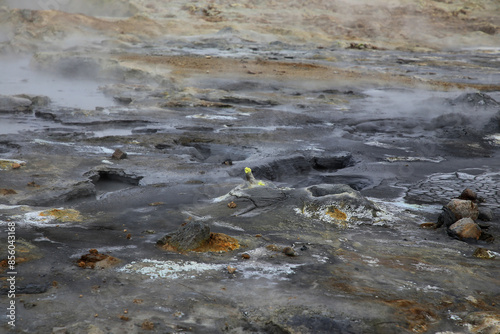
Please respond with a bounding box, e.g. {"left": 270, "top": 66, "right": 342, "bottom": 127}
{"left": 1, "top": 1, "right": 500, "bottom": 333}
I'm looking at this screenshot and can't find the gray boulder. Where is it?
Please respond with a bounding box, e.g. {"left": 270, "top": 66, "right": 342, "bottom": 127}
{"left": 0, "top": 95, "right": 32, "bottom": 113}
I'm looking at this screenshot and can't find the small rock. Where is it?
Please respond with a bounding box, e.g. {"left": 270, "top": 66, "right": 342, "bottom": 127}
{"left": 227, "top": 201, "right": 237, "bottom": 208}
{"left": 472, "top": 248, "right": 495, "bottom": 259}
{"left": 458, "top": 188, "right": 477, "bottom": 201}
{"left": 420, "top": 222, "right": 437, "bottom": 229}
{"left": 0, "top": 95, "right": 33, "bottom": 113}
{"left": 12, "top": 163, "right": 21, "bottom": 169}
{"left": 448, "top": 218, "right": 482, "bottom": 241}
{"left": 157, "top": 221, "right": 211, "bottom": 252}
{"left": 227, "top": 265, "right": 237, "bottom": 274}
{"left": 111, "top": 149, "right": 127, "bottom": 160}
{"left": 283, "top": 246, "right": 296, "bottom": 256}
{"left": 77, "top": 249, "right": 120, "bottom": 269}
{"left": 446, "top": 199, "right": 479, "bottom": 221}
{"left": 241, "top": 253, "right": 250, "bottom": 259}
{"left": 478, "top": 207, "right": 493, "bottom": 221}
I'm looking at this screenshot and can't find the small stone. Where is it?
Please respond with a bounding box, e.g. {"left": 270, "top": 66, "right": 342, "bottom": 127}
{"left": 227, "top": 265, "right": 237, "bottom": 274}
{"left": 241, "top": 253, "right": 250, "bottom": 259}
{"left": 473, "top": 248, "right": 495, "bottom": 259}
{"left": 12, "top": 163, "right": 21, "bottom": 169}
{"left": 458, "top": 188, "right": 478, "bottom": 201}
{"left": 283, "top": 247, "right": 296, "bottom": 256}
{"left": 420, "top": 222, "right": 437, "bottom": 229}
{"left": 111, "top": 148, "right": 127, "bottom": 160}
{"left": 448, "top": 218, "right": 482, "bottom": 241}
{"left": 446, "top": 199, "right": 479, "bottom": 221}
{"left": 227, "top": 201, "right": 237, "bottom": 208}
{"left": 478, "top": 207, "right": 493, "bottom": 221}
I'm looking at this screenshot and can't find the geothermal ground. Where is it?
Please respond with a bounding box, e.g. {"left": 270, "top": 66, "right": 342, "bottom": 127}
{"left": 0, "top": 0, "right": 500, "bottom": 333}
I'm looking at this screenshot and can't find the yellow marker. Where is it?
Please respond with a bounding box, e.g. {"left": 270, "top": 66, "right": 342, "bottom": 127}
{"left": 245, "top": 167, "right": 257, "bottom": 184}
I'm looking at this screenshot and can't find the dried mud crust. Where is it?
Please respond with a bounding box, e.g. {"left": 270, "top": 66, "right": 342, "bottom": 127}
{"left": 404, "top": 170, "right": 500, "bottom": 208}
{"left": 116, "top": 54, "right": 500, "bottom": 91}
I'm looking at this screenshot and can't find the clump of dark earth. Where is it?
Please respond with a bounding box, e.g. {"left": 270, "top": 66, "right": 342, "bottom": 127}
{"left": 77, "top": 249, "right": 120, "bottom": 269}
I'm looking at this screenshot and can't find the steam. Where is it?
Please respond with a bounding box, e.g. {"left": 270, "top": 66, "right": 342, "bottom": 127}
{"left": 0, "top": 57, "right": 114, "bottom": 109}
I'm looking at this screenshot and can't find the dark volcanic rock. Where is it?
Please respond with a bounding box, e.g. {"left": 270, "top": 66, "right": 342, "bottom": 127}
{"left": 448, "top": 92, "right": 500, "bottom": 108}
{"left": 447, "top": 218, "right": 482, "bottom": 241}
{"left": 307, "top": 184, "right": 356, "bottom": 197}
{"left": 242, "top": 154, "right": 312, "bottom": 181}
{"left": 157, "top": 221, "right": 211, "bottom": 252}
{"left": 478, "top": 207, "right": 493, "bottom": 222}
{"left": 436, "top": 206, "right": 456, "bottom": 228}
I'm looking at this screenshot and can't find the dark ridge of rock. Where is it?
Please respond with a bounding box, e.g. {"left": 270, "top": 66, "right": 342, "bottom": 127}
{"left": 218, "top": 96, "right": 280, "bottom": 106}
{"left": 17, "top": 180, "right": 96, "bottom": 206}
{"left": 113, "top": 96, "right": 133, "bottom": 105}
{"left": 0, "top": 283, "right": 50, "bottom": 295}
{"left": 317, "top": 175, "right": 372, "bottom": 191}
{"left": 0, "top": 95, "right": 33, "bottom": 113}
{"left": 34, "top": 110, "right": 58, "bottom": 121}
{"left": 309, "top": 152, "right": 354, "bottom": 170}
{"left": 448, "top": 92, "right": 499, "bottom": 108}
{"left": 243, "top": 154, "right": 312, "bottom": 182}
{"left": 307, "top": 184, "right": 356, "bottom": 197}
{"left": 86, "top": 168, "right": 143, "bottom": 186}
{"left": 0, "top": 141, "right": 21, "bottom": 154}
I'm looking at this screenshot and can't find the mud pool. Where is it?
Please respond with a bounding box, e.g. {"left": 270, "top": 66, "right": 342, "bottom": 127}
{"left": 1, "top": 1, "right": 500, "bottom": 333}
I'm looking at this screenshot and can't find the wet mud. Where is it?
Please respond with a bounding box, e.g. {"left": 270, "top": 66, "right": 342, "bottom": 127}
{"left": 1, "top": 0, "right": 500, "bottom": 333}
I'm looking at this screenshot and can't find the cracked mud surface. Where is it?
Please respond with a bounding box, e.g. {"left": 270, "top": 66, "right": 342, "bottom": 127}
{"left": 1, "top": 1, "right": 500, "bottom": 333}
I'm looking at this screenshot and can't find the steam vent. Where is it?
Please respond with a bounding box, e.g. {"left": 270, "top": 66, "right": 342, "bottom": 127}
{"left": 1, "top": 0, "right": 499, "bottom": 332}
